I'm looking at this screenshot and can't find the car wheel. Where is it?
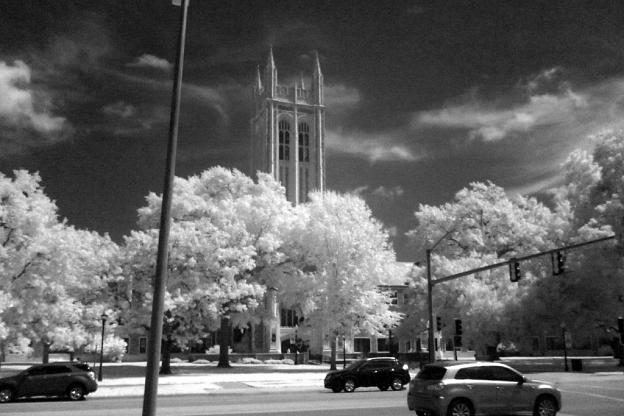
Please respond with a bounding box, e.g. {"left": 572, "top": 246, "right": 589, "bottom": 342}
{"left": 447, "top": 399, "right": 473, "bottom": 416}
{"left": 534, "top": 396, "right": 557, "bottom": 416}
{"left": 377, "top": 384, "right": 389, "bottom": 391}
{"left": 390, "top": 377, "right": 403, "bottom": 391}
{"left": 67, "top": 384, "right": 85, "bottom": 401}
{"left": 0, "top": 387, "right": 14, "bottom": 403}
{"left": 343, "top": 378, "right": 356, "bottom": 393}
{"left": 331, "top": 384, "right": 342, "bottom": 393}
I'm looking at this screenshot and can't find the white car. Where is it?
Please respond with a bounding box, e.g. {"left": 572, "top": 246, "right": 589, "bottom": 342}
{"left": 407, "top": 362, "right": 561, "bottom": 416}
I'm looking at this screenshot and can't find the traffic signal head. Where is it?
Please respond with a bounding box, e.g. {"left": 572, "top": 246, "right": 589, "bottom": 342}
{"left": 509, "top": 260, "right": 521, "bottom": 282}
{"left": 436, "top": 316, "right": 442, "bottom": 332}
{"left": 454, "top": 319, "right": 463, "bottom": 336}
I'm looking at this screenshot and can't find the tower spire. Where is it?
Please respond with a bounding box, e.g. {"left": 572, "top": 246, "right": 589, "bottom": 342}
{"left": 254, "top": 65, "right": 263, "bottom": 92}
{"left": 312, "top": 50, "right": 323, "bottom": 105}
{"left": 265, "top": 46, "right": 277, "bottom": 98}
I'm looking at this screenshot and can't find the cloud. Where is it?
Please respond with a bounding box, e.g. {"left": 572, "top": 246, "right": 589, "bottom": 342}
{"left": 0, "top": 60, "right": 69, "bottom": 151}
{"left": 326, "top": 128, "right": 421, "bottom": 163}
{"left": 127, "top": 54, "right": 173, "bottom": 71}
{"left": 414, "top": 85, "right": 587, "bottom": 142}
{"left": 354, "top": 185, "right": 404, "bottom": 199}
{"left": 102, "top": 101, "right": 136, "bottom": 119}
{"left": 324, "top": 84, "right": 361, "bottom": 112}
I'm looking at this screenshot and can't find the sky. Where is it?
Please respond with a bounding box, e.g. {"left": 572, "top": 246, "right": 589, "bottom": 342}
{"left": 3, "top": 1, "right": 624, "bottom": 261}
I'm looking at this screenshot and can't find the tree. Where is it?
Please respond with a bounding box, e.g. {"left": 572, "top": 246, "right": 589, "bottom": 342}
{"left": 0, "top": 170, "right": 118, "bottom": 362}
{"left": 406, "top": 181, "right": 578, "bottom": 356}
{"left": 118, "top": 167, "right": 296, "bottom": 370}
{"left": 284, "top": 191, "right": 402, "bottom": 370}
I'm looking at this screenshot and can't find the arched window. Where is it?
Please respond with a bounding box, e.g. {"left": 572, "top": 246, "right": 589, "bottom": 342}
{"left": 298, "top": 122, "right": 310, "bottom": 162}
{"left": 279, "top": 120, "right": 290, "bottom": 161}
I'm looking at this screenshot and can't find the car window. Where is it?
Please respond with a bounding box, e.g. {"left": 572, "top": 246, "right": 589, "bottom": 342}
{"left": 488, "top": 366, "right": 522, "bottom": 382}
{"left": 417, "top": 365, "right": 446, "bottom": 380}
{"left": 26, "top": 366, "right": 47, "bottom": 376}
{"left": 365, "top": 361, "right": 392, "bottom": 369}
{"left": 455, "top": 367, "right": 481, "bottom": 379}
{"left": 45, "top": 366, "right": 72, "bottom": 375}
{"left": 345, "top": 359, "right": 365, "bottom": 370}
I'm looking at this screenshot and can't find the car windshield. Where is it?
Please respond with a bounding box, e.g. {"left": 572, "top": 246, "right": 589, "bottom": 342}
{"left": 416, "top": 365, "right": 447, "bottom": 380}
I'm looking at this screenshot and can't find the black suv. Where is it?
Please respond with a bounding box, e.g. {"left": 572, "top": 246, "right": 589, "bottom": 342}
{"left": 0, "top": 362, "right": 98, "bottom": 402}
{"left": 324, "top": 357, "right": 411, "bottom": 393}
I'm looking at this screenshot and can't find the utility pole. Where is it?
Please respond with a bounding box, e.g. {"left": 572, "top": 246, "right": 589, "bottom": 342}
{"left": 142, "top": 1, "right": 189, "bottom": 415}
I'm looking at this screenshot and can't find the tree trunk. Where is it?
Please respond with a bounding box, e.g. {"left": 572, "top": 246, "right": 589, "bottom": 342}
{"left": 329, "top": 336, "right": 337, "bottom": 370}
{"left": 42, "top": 342, "right": 50, "bottom": 364}
{"left": 217, "top": 316, "right": 231, "bottom": 368}
{"left": 160, "top": 337, "right": 172, "bottom": 374}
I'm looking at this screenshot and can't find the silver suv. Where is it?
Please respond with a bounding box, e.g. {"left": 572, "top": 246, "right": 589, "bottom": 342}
{"left": 407, "top": 362, "right": 561, "bottom": 416}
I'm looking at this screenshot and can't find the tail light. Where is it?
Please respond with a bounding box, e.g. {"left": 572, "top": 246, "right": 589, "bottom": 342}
{"left": 402, "top": 364, "right": 409, "bottom": 371}
{"left": 426, "top": 382, "right": 445, "bottom": 392}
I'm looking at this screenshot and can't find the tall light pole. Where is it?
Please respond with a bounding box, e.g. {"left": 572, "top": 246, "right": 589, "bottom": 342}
{"left": 561, "top": 323, "right": 569, "bottom": 372}
{"left": 142, "top": 1, "right": 189, "bottom": 415}
{"left": 98, "top": 313, "right": 108, "bottom": 382}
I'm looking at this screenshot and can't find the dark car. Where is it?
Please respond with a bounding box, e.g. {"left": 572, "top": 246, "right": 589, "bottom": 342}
{"left": 0, "top": 362, "right": 98, "bottom": 403}
{"left": 407, "top": 362, "right": 561, "bottom": 416}
{"left": 324, "top": 357, "right": 411, "bottom": 393}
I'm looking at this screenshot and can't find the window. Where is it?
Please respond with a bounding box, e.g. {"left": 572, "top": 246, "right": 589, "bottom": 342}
{"left": 487, "top": 366, "right": 522, "bottom": 382}
{"left": 390, "top": 291, "right": 398, "bottom": 305}
{"left": 279, "top": 120, "right": 290, "bottom": 161}
{"left": 377, "top": 337, "right": 389, "bottom": 352}
{"left": 139, "top": 337, "right": 147, "bottom": 354}
{"left": 299, "top": 166, "right": 309, "bottom": 203}
{"left": 46, "top": 366, "right": 71, "bottom": 375}
{"left": 354, "top": 337, "right": 370, "bottom": 353}
{"left": 298, "top": 122, "right": 310, "bottom": 162}
{"left": 455, "top": 367, "right": 481, "bottom": 379}
{"left": 417, "top": 365, "right": 446, "bottom": 380}
{"left": 280, "top": 308, "right": 300, "bottom": 327}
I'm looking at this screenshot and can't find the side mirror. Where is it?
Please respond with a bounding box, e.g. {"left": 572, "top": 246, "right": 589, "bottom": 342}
{"left": 518, "top": 376, "right": 527, "bottom": 384}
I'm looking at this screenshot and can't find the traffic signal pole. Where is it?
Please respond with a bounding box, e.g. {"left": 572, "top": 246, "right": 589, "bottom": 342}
{"left": 423, "top": 234, "right": 616, "bottom": 364}
{"left": 426, "top": 249, "right": 435, "bottom": 364}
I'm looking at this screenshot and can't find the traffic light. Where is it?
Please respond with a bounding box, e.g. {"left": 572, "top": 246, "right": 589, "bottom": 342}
{"left": 454, "top": 319, "right": 463, "bottom": 336}
{"left": 554, "top": 251, "right": 566, "bottom": 275}
{"left": 436, "top": 316, "right": 442, "bottom": 332}
{"left": 618, "top": 317, "right": 624, "bottom": 344}
{"left": 509, "top": 260, "right": 521, "bottom": 282}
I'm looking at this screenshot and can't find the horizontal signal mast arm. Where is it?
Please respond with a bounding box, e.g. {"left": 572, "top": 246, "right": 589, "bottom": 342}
{"left": 432, "top": 234, "right": 616, "bottom": 286}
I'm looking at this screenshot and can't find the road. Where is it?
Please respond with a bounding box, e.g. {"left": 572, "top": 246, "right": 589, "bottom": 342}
{"left": 0, "top": 373, "right": 622, "bottom": 416}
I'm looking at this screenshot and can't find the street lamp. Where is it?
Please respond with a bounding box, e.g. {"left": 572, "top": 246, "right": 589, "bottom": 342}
{"left": 294, "top": 325, "right": 298, "bottom": 366}
{"left": 98, "top": 313, "right": 108, "bottom": 381}
{"left": 343, "top": 335, "right": 346, "bottom": 369}
{"left": 561, "top": 323, "right": 569, "bottom": 372}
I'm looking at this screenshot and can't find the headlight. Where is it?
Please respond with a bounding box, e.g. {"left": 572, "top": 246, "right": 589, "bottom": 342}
{"left": 402, "top": 364, "right": 409, "bottom": 371}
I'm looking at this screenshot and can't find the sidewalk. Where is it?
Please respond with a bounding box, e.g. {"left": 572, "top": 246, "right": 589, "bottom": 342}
{"left": 0, "top": 362, "right": 332, "bottom": 398}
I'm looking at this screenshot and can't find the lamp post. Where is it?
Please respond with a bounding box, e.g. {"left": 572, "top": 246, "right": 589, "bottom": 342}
{"left": 294, "top": 325, "right": 298, "bottom": 366}
{"left": 561, "top": 323, "right": 569, "bottom": 372}
{"left": 98, "top": 313, "right": 108, "bottom": 382}
{"left": 343, "top": 335, "right": 346, "bottom": 369}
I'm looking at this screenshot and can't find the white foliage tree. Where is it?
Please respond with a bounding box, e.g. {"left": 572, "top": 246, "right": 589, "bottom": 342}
{"left": 0, "top": 170, "right": 118, "bottom": 362}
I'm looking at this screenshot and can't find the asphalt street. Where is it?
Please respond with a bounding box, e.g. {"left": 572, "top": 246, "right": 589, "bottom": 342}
{"left": 0, "top": 372, "right": 622, "bottom": 416}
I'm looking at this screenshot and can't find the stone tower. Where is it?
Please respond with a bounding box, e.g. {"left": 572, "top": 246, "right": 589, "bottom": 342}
{"left": 250, "top": 48, "right": 325, "bottom": 203}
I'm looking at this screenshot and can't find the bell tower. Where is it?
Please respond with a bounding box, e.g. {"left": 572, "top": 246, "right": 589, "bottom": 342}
{"left": 250, "top": 49, "right": 325, "bottom": 203}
